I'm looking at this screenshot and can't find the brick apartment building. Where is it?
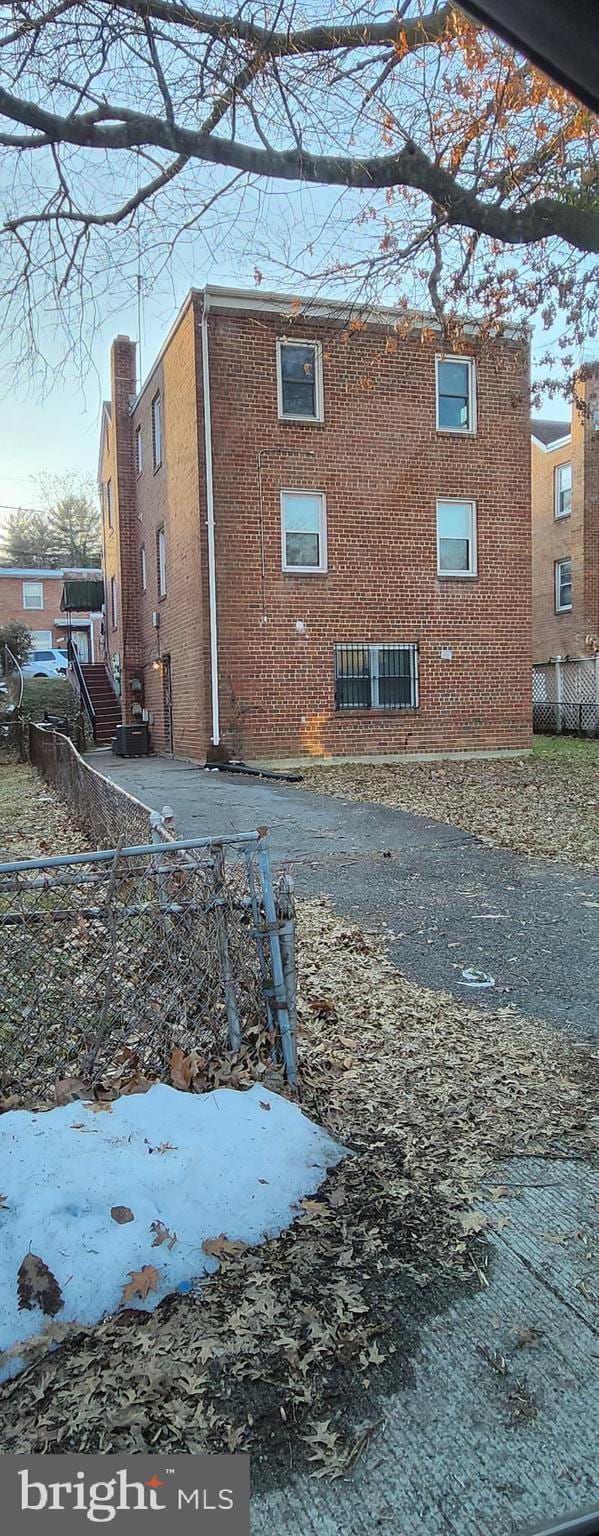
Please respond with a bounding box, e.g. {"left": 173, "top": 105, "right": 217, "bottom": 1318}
{"left": 0, "top": 567, "right": 102, "bottom": 663}
{"left": 99, "top": 286, "right": 532, "bottom": 765}
{"left": 532, "top": 367, "right": 599, "bottom": 663}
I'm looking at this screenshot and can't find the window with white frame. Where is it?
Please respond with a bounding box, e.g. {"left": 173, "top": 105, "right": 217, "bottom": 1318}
{"left": 437, "top": 499, "right": 477, "bottom": 576}
{"left": 110, "top": 574, "right": 118, "bottom": 628}
{"left": 31, "top": 630, "right": 53, "bottom": 650}
{"left": 22, "top": 580, "right": 43, "bottom": 610}
{"left": 135, "top": 425, "right": 143, "bottom": 477}
{"left": 106, "top": 478, "right": 113, "bottom": 529}
{"left": 151, "top": 392, "right": 162, "bottom": 470}
{"left": 281, "top": 491, "right": 327, "bottom": 572}
{"left": 555, "top": 558, "right": 572, "bottom": 612}
{"left": 277, "top": 340, "right": 323, "bottom": 421}
{"left": 157, "top": 525, "right": 167, "bottom": 597}
{"left": 436, "top": 356, "right": 476, "bottom": 433}
{"left": 335, "top": 643, "right": 419, "bottom": 712}
{"left": 554, "top": 461, "right": 572, "bottom": 518}
{"left": 140, "top": 544, "right": 147, "bottom": 591}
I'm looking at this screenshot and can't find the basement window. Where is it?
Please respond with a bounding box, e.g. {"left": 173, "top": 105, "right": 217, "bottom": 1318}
{"left": 335, "top": 643, "right": 419, "bottom": 712}
{"left": 555, "top": 558, "right": 572, "bottom": 612}
{"left": 436, "top": 356, "right": 476, "bottom": 433}
{"left": 277, "top": 340, "right": 323, "bottom": 421}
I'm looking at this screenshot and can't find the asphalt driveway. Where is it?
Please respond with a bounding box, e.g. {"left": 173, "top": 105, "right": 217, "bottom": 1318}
{"left": 92, "top": 751, "right": 599, "bottom": 1040}
{"left": 88, "top": 750, "right": 599, "bottom": 1534}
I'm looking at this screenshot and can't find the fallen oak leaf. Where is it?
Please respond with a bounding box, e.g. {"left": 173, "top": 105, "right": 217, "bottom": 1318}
{"left": 54, "top": 1077, "right": 88, "bottom": 1105}
{"left": 121, "top": 1265, "right": 160, "bottom": 1303}
{"left": 85, "top": 1101, "right": 113, "bottom": 1114}
{"left": 259, "top": 1100, "right": 271, "bottom": 1112}
{"left": 150, "top": 1220, "right": 177, "bottom": 1250}
{"left": 202, "top": 1234, "right": 248, "bottom": 1261}
{"left": 459, "top": 1210, "right": 488, "bottom": 1235}
{"left": 17, "top": 1254, "right": 64, "bottom": 1317}
{"left": 170, "top": 1046, "right": 194, "bottom": 1092}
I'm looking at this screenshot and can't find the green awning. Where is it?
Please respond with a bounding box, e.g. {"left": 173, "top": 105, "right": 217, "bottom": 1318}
{"left": 61, "top": 579, "right": 104, "bottom": 613}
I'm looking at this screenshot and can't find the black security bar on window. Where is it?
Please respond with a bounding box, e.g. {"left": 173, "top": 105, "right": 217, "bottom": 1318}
{"left": 334, "top": 643, "right": 419, "bottom": 712}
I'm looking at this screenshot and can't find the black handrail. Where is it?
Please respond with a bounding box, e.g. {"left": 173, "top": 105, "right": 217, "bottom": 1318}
{"left": 67, "top": 638, "right": 96, "bottom": 737}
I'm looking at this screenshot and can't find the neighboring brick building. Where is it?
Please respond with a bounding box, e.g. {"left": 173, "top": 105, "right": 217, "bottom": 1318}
{"left": 532, "top": 367, "right": 599, "bottom": 663}
{"left": 99, "top": 286, "right": 532, "bottom": 765}
{"left": 0, "top": 567, "right": 102, "bottom": 662}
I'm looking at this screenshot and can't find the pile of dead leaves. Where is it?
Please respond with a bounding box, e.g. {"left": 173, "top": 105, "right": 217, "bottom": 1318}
{"left": 300, "top": 744, "right": 599, "bottom": 871}
{"left": 1, "top": 897, "right": 597, "bottom": 1485}
{"left": 0, "top": 762, "right": 91, "bottom": 864}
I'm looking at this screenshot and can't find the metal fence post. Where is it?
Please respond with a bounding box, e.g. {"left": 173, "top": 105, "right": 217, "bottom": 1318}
{"left": 161, "top": 804, "right": 177, "bottom": 839}
{"left": 212, "top": 845, "right": 241, "bottom": 1053}
{"left": 276, "top": 873, "right": 298, "bottom": 1078}
{"left": 257, "top": 834, "right": 297, "bottom": 1088}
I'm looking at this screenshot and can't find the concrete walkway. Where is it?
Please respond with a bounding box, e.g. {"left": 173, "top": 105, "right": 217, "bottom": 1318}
{"left": 90, "top": 752, "right": 599, "bottom": 1533}
{"left": 92, "top": 751, "right": 599, "bottom": 1041}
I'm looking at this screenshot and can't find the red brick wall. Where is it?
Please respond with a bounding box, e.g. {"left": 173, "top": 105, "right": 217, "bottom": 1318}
{"left": 579, "top": 373, "right": 599, "bottom": 649}
{"left": 100, "top": 340, "right": 139, "bottom": 716}
{"left": 531, "top": 371, "right": 599, "bottom": 662}
{"left": 207, "top": 304, "right": 532, "bottom": 762}
{"left": 105, "top": 295, "right": 532, "bottom": 764}
{"left": 0, "top": 573, "right": 100, "bottom": 659}
{"left": 127, "top": 299, "right": 209, "bottom": 758}
{"left": 531, "top": 435, "right": 577, "bottom": 659}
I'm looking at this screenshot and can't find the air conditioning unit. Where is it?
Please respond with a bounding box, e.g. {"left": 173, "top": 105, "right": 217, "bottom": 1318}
{"left": 113, "top": 723, "right": 150, "bottom": 757}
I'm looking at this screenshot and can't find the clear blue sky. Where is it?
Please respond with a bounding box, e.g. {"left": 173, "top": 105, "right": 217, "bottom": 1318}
{"left": 0, "top": 275, "right": 576, "bottom": 521}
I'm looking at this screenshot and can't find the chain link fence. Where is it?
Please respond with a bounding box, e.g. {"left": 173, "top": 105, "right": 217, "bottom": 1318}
{"left": 0, "top": 833, "right": 297, "bottom": 1105}
{"left": 29, "top": 723, "right": 166, "bottom": 846}
{"left": 0, "top": 727, "right": 297, "bottom": 1106}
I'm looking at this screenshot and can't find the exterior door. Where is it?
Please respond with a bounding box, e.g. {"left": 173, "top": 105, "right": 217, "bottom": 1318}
{"left": 72, "top": 628, "right": 90, "bottom": 663}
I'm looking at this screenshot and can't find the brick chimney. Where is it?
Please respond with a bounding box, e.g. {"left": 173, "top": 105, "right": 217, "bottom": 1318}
{"left": 110, "top": 336, "right": 141, "bottom": 715}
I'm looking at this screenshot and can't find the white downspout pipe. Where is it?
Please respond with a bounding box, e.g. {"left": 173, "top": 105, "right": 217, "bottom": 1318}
{"left": 201, "top": 291, "right": 220, "bottom": 746}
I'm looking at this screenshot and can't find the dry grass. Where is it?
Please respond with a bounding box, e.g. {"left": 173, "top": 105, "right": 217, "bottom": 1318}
{"left": 0, "top": 761, "right": 90, "bottom": 863}
{"left": 299, "top": 737, "right": 599, "bottom": 871}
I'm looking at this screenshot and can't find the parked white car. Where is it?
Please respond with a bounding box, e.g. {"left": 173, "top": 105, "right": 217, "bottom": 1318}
{"left": 22, "top": 648, "right": 69, "bottom": 679}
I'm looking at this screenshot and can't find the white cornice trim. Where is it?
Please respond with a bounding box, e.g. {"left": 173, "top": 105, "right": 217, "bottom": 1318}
{"left": 531, "top": 432, "right": 571, "bottom": 452}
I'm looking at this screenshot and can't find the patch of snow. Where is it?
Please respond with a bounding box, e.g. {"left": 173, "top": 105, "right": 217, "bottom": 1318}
{"left": 0, "top": 1083, "right": 346, "bottom": 1381}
